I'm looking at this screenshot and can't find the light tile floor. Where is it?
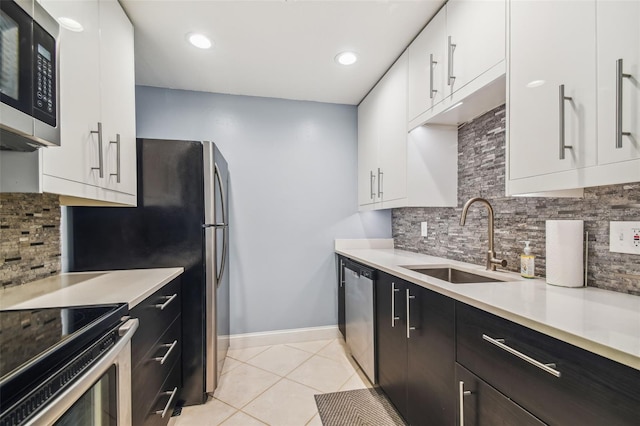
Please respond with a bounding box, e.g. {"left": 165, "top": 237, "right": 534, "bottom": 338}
{"left": 169, "top": 338, "right": 372, "bottom": 426}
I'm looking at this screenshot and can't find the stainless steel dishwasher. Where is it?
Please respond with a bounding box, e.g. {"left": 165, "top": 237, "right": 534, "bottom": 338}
{"left": 344, "top": 260, "right": 376, "bottom": 384}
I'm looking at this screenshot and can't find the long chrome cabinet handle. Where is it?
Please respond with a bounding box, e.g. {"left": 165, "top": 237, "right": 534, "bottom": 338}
{"left": 377, "top": 168, "right": 383, "bottom": 198}
{"left": 616, "top": 58, "right": 632, "bottom": 149}
{"left": 155, "top": 387, "right": 179, "bottom": 418}
{"left": 447, "top": 36, "right": 456, "bottom": 86}
{"left": 459, "top": 381, "right": 472, "bottom": 426}
{"left": 110, "top": 133, "right": 121, "bottom": 183}
{"left": 558, "top": 84, "right": 573, "bottom": 160}
{"left": 155, "top": 293, "right": 178, "bottom": 310}
{"left": 391, "top": 282, "right": 400, "bottom": 327}
{"left": 429, "top": 53, "right": 437, "bottom": 99}
{"left": 339, "top": 260, "right": 344, "bottom": 288}
{"left": 370, "top": 171, "right": 375, "bottom": 200}
{"left": 482, "top": 334, "right": 561, "bottom": 377}
{"left": 90, "top": 122, "right": 104, "bottom": 178}
{"left": 153, "top": 340, "right": 178, "bottom": 365}
{"left": 406, "top": 289, "right": 415, "bottom": 338}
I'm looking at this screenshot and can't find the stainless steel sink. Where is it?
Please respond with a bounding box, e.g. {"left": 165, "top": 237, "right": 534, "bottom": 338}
{"left": 402, "top": 266, "right": 507, "bottom": 283}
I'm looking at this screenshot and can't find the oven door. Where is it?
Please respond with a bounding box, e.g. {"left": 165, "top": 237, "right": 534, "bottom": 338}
{"left": 25, "top": 319, "right": 138, "bottom": 426}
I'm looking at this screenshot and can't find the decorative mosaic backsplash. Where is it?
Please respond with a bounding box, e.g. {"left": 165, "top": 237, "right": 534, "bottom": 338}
{"left": 393, "top": 105, "right": 640, "bottom": 295}
{"left": 0, "top": 193, "right": 61, "bottom": 287}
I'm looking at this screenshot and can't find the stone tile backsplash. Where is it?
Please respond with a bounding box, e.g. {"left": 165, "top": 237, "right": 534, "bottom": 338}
{"left": 393, "top": 105, "right": 640, "bottom": 296}
{"left": 0, "top": 193, "right": 61, "bottom": 287}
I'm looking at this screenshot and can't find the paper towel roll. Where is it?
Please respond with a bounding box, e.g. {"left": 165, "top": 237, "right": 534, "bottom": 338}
{"left": 546, "top": 220, "right": 584, "bottom": 287}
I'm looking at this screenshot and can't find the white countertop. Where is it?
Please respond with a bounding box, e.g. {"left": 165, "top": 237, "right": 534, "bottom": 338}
{"left": 336, "top": 240, "right": 640, "bottom": 371}
{"left": 0, "top": 268, "right": 184, "bottom": 310}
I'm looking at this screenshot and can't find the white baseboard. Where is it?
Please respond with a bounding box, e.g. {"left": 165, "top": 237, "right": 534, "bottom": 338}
{"left": 229, "top": 325, "right": 340, "bottom": 349}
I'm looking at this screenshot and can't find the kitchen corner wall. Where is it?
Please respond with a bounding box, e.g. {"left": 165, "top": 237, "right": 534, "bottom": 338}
{"left": 0, "top": 193, "right": 61, "bottom": 287}
{"left": 393, "top": 105, "right": 640, "bottom": 296}
{"left": 135, "top": 86, "right": 392, "bottom": 335}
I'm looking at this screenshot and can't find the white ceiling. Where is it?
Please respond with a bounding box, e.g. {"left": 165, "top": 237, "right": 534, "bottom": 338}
{"left": 120, "top": 0, "right": 445, "bottom": 106}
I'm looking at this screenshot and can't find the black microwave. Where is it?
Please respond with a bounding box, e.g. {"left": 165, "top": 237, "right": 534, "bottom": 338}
{"left": 0, "top": 0, "right": 59, "bottom": 151}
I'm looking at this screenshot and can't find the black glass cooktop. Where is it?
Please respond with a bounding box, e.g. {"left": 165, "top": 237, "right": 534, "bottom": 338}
{"left": 0, "top": 304, "right": 128, "bottom": 421}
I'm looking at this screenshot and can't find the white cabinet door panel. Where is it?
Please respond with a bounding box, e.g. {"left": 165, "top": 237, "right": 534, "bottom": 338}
{"left": 358, "top": 91, "right": 379, "bottom": 207}
{"left": 40, "top": 0, "right": 102, "bottom": 188}
{"left": 597, "top": 0, "right": 640, "bottom": 166}
{"left": 408, "top": 8, "right": 447, "bottom": 122}
{"left": 377, "top": 54, "right": 408, "bottom": 204}
{"left": 509, "top": 0, "right": 597, "bottom": 181}
{"left": 446, "top": 0, "right": 505, "bottom": 95}
{"left": 100, "top": 0, "right": 136, "bottom": 196}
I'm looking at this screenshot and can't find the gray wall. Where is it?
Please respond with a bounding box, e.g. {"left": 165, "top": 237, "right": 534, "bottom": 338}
{"left": 135, "top": 86, "right": 391, "bottom": 334}
{"left": 393, "top": 105, "right": 640, "bottom": 296}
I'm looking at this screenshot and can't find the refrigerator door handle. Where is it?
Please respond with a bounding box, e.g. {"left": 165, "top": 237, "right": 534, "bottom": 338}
{"left": 214, "top": 163, "right": 228, "bottom": 286}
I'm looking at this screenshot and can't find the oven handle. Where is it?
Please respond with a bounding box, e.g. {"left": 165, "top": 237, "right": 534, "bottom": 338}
{"left": 25, "top": 318, "right": 139, "bottom": 426}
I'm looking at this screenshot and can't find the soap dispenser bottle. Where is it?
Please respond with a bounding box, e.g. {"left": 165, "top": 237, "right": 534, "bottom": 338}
{"left": 520, "top": 241, "right": 535, "bottom": 278}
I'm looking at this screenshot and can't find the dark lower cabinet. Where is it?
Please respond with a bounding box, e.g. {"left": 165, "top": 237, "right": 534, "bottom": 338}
{"left": 456, "top": 364, "right": 544, "bottom": 426}
{"left": 131, "top": 277, "right": 182, "bottom": 426}
{"left": 457, "top": 302, "right": 640, "bottom": 426}
{"left": 376, "top": 272, "right": 455, "bottom": 425}
{"left": 337, "top": 255, "right": 346, "bottom": 338}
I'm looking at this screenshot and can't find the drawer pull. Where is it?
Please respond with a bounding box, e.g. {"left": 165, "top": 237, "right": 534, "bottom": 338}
{"left": 155, "top": 387, "right": 178, "bottom": 418}
{"left": 155, "top": 293, "right": 177, "bottom": 310}
{"left": 459, "top": 381, "right": 472, "bottom": 426}
{"left": 482, "top": 334, "right": 561, "bottom": 378}
{"left": 153, "top": 340, "right": 178, "bottom": 365}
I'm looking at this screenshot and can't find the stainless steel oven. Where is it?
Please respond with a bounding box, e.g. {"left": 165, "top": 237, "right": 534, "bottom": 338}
{"left": 0, "top": 0, "right": 59, "bottom": 151}
{"left": 0, "top": 305, "right": 138, "bottom": 426}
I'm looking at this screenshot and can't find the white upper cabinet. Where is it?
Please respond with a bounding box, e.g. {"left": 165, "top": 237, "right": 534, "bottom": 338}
{"left": 596, "top": 0, "right": 640, "bottom": 166}
{"left": 376, "top": 52, "right": 408, "bottom": 205}
{"left": 36, "top": 0, "right": 136, "bottom": 205}
{"left": 408, "top": 0, "right": 506, "bottom": 129}
{"left": 99, "top": 0, "right": 137, "bottom": 196}
{"left": 358, "top": 53, "right": 408, "bottom": 209}
{"left": 38, "top": 0, "right": 102, "bottom": 189}
{"left": 408, "top": 7, "right": 447, "bottom": 123}
{"left": 446, "top": 0, "right": 506, "bottom": 95}
{"left": 358, "top": 52, "right": 458, "bottom": 211}
{"left": 507, "top": 0, "right": 640, "bottom": 195}
{"left": 508, "top": 0, "right": 597, "bottom": 181}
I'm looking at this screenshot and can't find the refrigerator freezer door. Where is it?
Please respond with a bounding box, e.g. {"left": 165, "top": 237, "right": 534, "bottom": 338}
{"left": 204, "top": 141, "right": 230, "bottom": 394}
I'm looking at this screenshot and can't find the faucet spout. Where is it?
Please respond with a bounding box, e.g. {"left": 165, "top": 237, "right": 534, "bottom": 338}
{"left": 459, "top": 197, "right": 507, "bottom": 271}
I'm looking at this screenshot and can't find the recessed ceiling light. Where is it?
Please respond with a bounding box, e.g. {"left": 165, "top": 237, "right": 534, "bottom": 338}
{"left": 58, "top": 17, "right": 83, "bottom": 32}
{"left": 335, "top": 51, "right": 358, "bottom": 66}
{"left": 187, "top": 33, "right": 212, "bottom": 49}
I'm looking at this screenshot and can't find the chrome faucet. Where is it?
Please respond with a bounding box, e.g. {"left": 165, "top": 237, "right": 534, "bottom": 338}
{"left": 459, "top": 197, "right": 508, "bottom": 271}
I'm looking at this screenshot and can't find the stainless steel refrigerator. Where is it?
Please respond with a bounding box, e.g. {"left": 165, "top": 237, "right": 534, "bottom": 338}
{"left": 68, "top": 139, "right": 229, "bottom": 406}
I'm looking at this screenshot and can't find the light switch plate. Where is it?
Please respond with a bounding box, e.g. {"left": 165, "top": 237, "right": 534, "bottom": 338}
{"left": 609, "top": 221, "right": 640, "bottom": 254}
{"left": 421, "top": 222, "right": 428, "bottom": 237}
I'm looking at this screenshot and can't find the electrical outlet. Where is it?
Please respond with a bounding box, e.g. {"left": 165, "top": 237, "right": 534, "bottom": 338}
{"left": 421, "top": 222, "right": 428, "bottom": 237}
{"left": 609, "top": 221, "right": 640, "bottom": 254}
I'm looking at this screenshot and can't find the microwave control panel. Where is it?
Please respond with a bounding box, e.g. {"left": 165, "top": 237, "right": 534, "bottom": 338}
{"left": 32, "top": 22, "right": 56, "bottom": 127}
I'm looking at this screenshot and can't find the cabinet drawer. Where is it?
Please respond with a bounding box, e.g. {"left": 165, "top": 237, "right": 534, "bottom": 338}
{"left": 131, "top": 277, "right": 181, "bottom": 367}
{"left": 140, "top": 358, "right": 182, "bottom": 426}
{"left": 456, "top": 303, "right": 640, "bottom": 425}
{"left": 132, "top": 315, "right": 181, "bottom": 426}
{"left": 456, "top": 363, "right": 544, "bottom": 426}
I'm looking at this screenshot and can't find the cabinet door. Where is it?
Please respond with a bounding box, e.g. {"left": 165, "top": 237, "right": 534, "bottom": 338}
{"left": 406, "top": 283, "right": 455, "bottom": 426}
{"left": 357, "top": 89, "right": 380, "bottom": 207}
{"left": 40, "top": 0, "right": 102, "bottom": 187}
{"left": 100, "top": 0, "right": 136, "bottom": 196}
{"left": 597, "top": 0, "right": 640, "bottom": 166}
{"left": 375, "top": 273, "right": 408, "bottom": 421}
{"left": 377, "top": 53, "right": 408, "bottom": 204}
{"left": 446, "top": 0, "right": 505, "bottom": 95}
{"left": 509, "top": 0, "right": 597, "bottom": 180}
{"left": 456, "top": 364, "right": 545, "bottom": 426}
{"left": 408, "top": 7, "right": 447, "bottom": 122}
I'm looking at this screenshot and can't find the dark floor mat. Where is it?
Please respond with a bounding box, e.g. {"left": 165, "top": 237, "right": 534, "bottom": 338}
{"left": 314, "top": 388, "right": 406, "bottom": 426}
